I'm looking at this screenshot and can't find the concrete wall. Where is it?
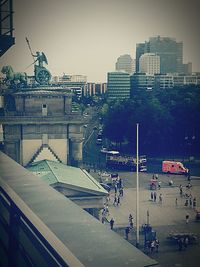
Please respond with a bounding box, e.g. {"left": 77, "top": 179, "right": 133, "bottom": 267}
{"left": 22, "top": 139, "right": 42, "bottom": 166}
{"left": 15, "top": 96, "right": 67, "bottom": 115}
{"left": 48, "top": 139, "right": 68, "bottom": 164}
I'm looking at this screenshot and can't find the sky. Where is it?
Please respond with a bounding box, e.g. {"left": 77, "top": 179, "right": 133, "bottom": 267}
{"left": 1, "top": 0, "right": 200, "bottom": 83}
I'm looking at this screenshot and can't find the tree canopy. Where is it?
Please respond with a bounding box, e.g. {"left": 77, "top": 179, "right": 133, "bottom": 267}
{"left": 102, "top": 85, "right": 200, "bottom": 156}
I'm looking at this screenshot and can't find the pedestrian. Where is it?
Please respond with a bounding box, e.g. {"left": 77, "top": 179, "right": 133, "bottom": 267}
{"left": 179, "top": 184, "right": 183, "bottom": 197}
{"left": 105, "top": 204, "right": 109, "bottom": 215}
{"left": 193, "top": 197, "right": 197, "bottom": 208}
{"left": 159, "top": 193, "right": 163, "bottom": 204}
{"left": 186, "top": 213, "right": 189, "bottom": 224}
{"left": 155, "top": 238, "right": 159, "bottom": 252}
{"left": 150, "top": 240, "right": 155, "bottom": 253}
{"left": 114, "top": 184, "right": 118, "bottom": 194}
{"left": 189, "top": 196, "right": 193, "bottom": 207}
{"left": 153, "top": 191, "right": 157, "bottom": 202}
{"left": 119, "top": 187, "right": 124, "bottom": 197}
{"left": 129, "top": 214, "right": 133, "bottom": 228}
{"left": 118, "top": 178, "right": 122, "bottom": 189}
{"left": 175, "top": 198, "right": 178, "bottom": 206}
{"left": 184, "top": 198, "right": 189, "bottom": 206}
{"left": 125, "top": 226, "right": 130, "bottom": 240}
{"left": 158, "top": 181, "right": 161, "bottom": 189}
{"left": 151, "top": 191, "right": 154, "bottom": 201}
{"left": 110, "top": 218, "right": 114, "bottom": 229}
{"left": 117, "top": 195, "right": 121, "bottom": 206}
{"left": 113, "top": 194, "right": 117, "bottom": 206}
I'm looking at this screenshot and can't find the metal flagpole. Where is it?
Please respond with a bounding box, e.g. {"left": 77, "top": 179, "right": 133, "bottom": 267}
{"left": 136, "top": 123, "right": 140, "bottom": 247}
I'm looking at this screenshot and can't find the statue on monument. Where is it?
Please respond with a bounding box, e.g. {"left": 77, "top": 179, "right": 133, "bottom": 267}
{"left": 33, "top": 51, "right": 48, "bottom": 68}
{"left": 1, "top": 65, "right": 27, "bottom": 89}
{"left": 26, "top": 37, "right": 51, "bottom": 85}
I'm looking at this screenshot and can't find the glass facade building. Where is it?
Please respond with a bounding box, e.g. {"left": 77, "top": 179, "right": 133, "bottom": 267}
{"left": 107, "top": 72, "right": 130, "bottom": 100}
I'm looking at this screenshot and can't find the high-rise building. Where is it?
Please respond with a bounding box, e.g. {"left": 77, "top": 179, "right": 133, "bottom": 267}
{"left": 107, "top": 72, "right": 130, "bottom": 100}
{"left": 115, "top": 54, "right": 135, "bottom": 74}
{"left": 136, "top": 36, "right": 184, "bottom": 74}
{"left": 139, "top": 53, "right": 160, "bottom": 75}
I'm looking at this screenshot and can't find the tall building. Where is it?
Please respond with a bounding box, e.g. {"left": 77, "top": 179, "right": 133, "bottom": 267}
{"left": 107, "top": 72, "right": 130, "bottom": 100}
{"left": 139, "top": 53, "right": 160, "bottom": 75}
{"left": 136, "top": 36, "right": 184, "bottom": 74}
{"left": 115, "top": 54, "right": 135, "bottom": 74}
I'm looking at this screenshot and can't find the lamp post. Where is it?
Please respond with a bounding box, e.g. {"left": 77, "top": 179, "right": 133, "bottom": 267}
{"left": 136, "top": 123, "right": 140, "bottom": 247}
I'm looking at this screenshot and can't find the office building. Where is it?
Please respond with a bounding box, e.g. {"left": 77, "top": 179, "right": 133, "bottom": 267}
{"left": 115, "top": 54, "right": 135, "bottom": 74}
{"left": 139, "top": 53, "right": 160, "bottom": 75}
{"left": 136, "top": 36, "right": 185, "bottom": 74}
{"left": 130, "top": 73, "right": 155, "bottom": 96}
{"left": 107, "top": 72, "right": 130, "bottom": 100}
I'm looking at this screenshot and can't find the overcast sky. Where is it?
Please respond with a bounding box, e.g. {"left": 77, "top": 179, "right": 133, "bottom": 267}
{"left": 1, "top": 0, "right": 200, "bottom": 82}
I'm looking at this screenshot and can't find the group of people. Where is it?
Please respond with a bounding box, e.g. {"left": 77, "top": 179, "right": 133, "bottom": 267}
{"left": 179, "top": 184, "right": 197, "bottom": 209}
{"left": 146, "top": 239, "right": 160, "bottom": 254}
{"left": 150, "top": 191, "right": 163, "bottom": 204}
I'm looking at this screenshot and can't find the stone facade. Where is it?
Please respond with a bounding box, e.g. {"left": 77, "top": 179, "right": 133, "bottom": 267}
{"left": 0, "top": 86, "right": 85, "bottom": 167}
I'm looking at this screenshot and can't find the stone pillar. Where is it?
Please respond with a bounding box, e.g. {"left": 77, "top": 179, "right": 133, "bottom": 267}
{"left": 69, "top": 138, "right": 83, "bottom": 167}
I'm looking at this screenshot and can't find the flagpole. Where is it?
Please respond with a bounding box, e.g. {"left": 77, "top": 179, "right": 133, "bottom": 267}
{"left": 136, "top": 123, "right": 140, "bottom": 247}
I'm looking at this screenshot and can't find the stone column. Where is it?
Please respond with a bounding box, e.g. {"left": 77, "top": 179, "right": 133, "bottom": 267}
{"left": 69, "top": 138, "right": 83, "bottom": 167}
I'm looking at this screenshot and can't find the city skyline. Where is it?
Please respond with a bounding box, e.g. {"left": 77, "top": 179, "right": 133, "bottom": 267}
{"left": 0, "top": 0, "right": 200, "bottom": 83}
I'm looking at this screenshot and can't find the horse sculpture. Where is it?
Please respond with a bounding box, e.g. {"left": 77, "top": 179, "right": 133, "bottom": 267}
{"left": 1, "top": 65, "right": 27, "bottom": 87}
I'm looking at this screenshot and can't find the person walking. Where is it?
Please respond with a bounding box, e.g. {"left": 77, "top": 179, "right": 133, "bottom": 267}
{"left": 153, "top": 191, "right": 157, "bottom": 202}
{"left": 159, "top": 193, "right": 163, "bottom": 204}
{"left": 114, "top": 184, "right": 118, "bottom": 194}
{"left": 113, "top": 194, "right": 117, "bottom": 206}
{"left": 186, "top": 213, "right": 189, "bottom": 224}
{"left": 125, "top": 226, "right": 130, "bottom": 240}
{"left": 158, "top": 181, "right": 161, "bottom": 190}
{"left": 150, "top": 240, "right": 155, "bottom": 253}
{"left": 110, "top": 218, "right": 114, "bottom": 230}
{"left": 117, "top": 195, "right": 121, "bottom": 206}
{"left": 179, "top": 184, "right": 183, "bottom": 197}
{"left": 193, "top": 197, "right": 197, "bottom": 208}
{"left": 129, "top": 214, "right": 133, "bottom": 228}
{"left": 119, "top": 187, "right": 123, "bottom": 197}
{"left": 155, "top": 239, "right": 159, "bottom": 252}
{"left": 151, "top": 191, "right": 153, "bottom": 201}
{"left": 175, "top": 198, "right": 178, "bottom": 206}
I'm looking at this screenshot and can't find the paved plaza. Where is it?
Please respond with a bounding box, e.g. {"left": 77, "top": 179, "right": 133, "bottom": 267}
{"left": 93, "top": 171, "right": 200, "bottom": 267}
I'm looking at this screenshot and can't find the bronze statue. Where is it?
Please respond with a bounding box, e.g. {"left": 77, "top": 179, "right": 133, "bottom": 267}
{"left": 1, "top": 65, "right": 27, "bottom": 87}
{"left": 26, "top": 37, "right": 51, "bottom": 85}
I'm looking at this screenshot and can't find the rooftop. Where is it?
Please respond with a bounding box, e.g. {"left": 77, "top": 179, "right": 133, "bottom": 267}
{"left": 27, "top": 160, "right": 107, "bottom": 195}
